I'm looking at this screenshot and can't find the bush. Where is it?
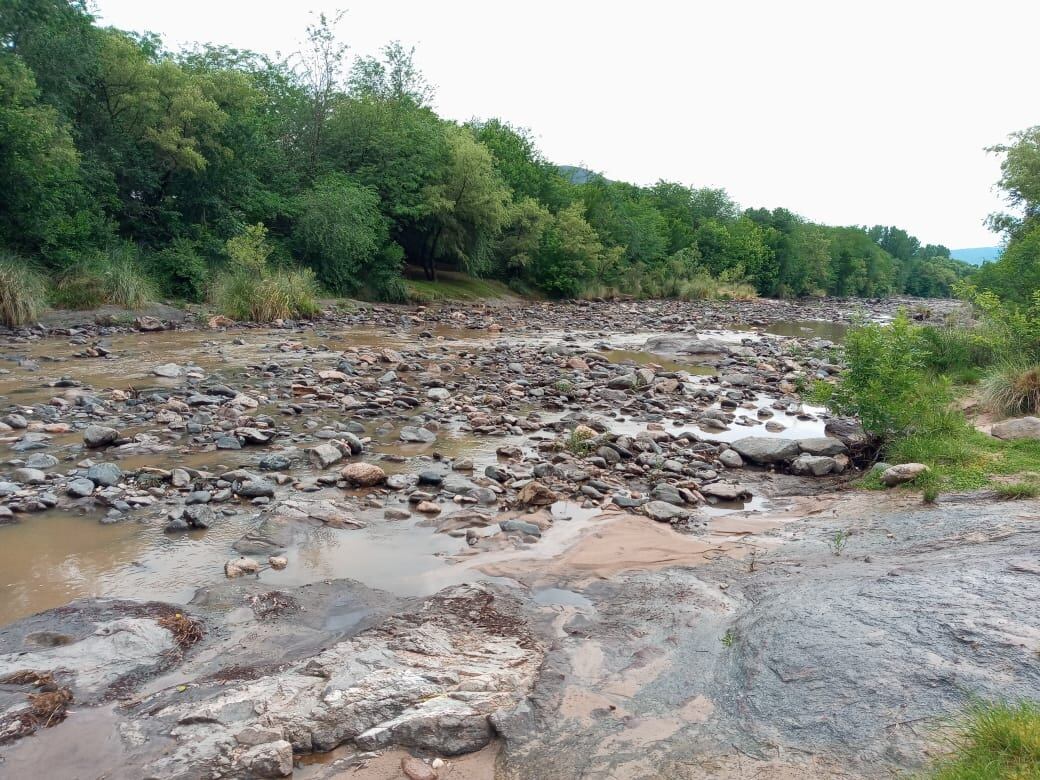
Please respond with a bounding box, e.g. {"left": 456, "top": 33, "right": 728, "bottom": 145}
{"left": 51, "top": 245, "right": 156, "bottom": 309}
{"left": 825, "top": 314, "right": 949, "bottom": 443}
{"left": 212, "top": 224, "right": 321, "bottom": 322}
{"left": 981, "top": 364, "right": 1040, "bottom": 416}
{"left": 927, "top": 700, "right": 1040, "bottom": 779}
{"left": 0, "top": 252, "right": 47, "bottom": 326}
{"left": 147, "top": 239, "right": 209, "bottom": 301}
{"left": 918, "top": 326, "right": 997, "bottom": 378}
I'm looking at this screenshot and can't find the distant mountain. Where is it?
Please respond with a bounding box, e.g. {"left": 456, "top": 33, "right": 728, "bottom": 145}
{"left": 950, "top": 246, "right": 1002, "bottom": 265}
{"left": 558, "top": 165, "right": 598, "bottom": 185}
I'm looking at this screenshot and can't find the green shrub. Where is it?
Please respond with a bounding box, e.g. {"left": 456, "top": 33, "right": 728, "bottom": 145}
{"left": 147, "top": 239, "right": 209, "bottom": 301}
{"left": 0, "top": 252, "right": 47, "bottom": 326}
{"left": 52, "top": 245, "right": 156, "bottom": 309}
{"left": 981, "top": 364, "right": 1040, "bottom": 416}
{"left": 825, "top": 314, "right": 948, "bottom": 443}
{"left": 927, "top": 701, "right": 1040, "bottom": 779}
{"left": 211, "top": 224, "right": 321, "bottom": 321}
{"left": 918, "top": 326, "right": 997, "bottom": 378}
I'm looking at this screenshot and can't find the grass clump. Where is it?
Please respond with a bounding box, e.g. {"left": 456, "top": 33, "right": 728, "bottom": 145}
{"left": 927, "top": 701, "right": 1040, "bottom": 780}
{"left": 0, "top": 252, "right": 47, "bottom": 326}
{"left": 993, "top": 481, "right": 1040, "bottom": 500}
{"left": 52, "top": 244, "right": 156, "bottom": 309}
{"left": 981, "top": 364, "right": 1040, "bottom": 416}
{"left": 565, "top": 425, "right": 597, "bottom": 456}
{"left": 211, "top": 224, "right": 321, "bottom": 322}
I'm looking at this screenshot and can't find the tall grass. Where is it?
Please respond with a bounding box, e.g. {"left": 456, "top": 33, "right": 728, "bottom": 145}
{"left": 981, "top": 364, "right": 1040, "bottom": 417}
{"left": 52, "top": 245, "right": 156, "bottom": 309}
{"left": 211, "top": 268, "right": 321, "bottom": 322}
{"left": 927, "top": 701, "right": 1040, "bottom": 779}
{"left": 211, "top": 224, "right": 320, "bottom": 322}
{"left": 0, "top": 252, "right": 47, "bottom": 326}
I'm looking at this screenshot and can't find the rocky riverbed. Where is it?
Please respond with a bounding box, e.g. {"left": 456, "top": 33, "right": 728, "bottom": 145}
{"left": 1, "top": 295, "right": 1036, "bottom": 779}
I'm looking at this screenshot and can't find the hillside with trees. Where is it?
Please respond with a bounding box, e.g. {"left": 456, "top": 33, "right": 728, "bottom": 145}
{"left": 0, "top": 1, "right": 975, "bottom": 323}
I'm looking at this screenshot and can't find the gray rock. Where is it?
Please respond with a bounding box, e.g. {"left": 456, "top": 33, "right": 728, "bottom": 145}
{"left": 24, "top": 453, "right": 58, "bottom": 469}
{"left": 643, "top": 500, "right": 691, "bottom": 522}
{"left": 235, "top": 479, "right": 276, "bottom": 498}
{"left": 730, "top": 436, "right": 800, "bottom": 464}
{"left": 86, "top": 462, "right": 123, "bottom": 487}
{"left": 1, "top": 413, "right": 28, "bottom": 429}
{"left": 608, "top": 373, "right": 637, "bottom": 390}
{"left": 719, "top": 449, "right": 744, "bottom": 468}
{"left": 500, "top": 519, "right": 542, "bottom": 537}
{"left": 152, "top": 363, "right": 183, "bottom": 378}
{"left": 0, "top": 482, "right": 19, "bottom": 497}
{"left": 12, "top": 468, "right": 46, "bottom": 485}
{"left": 84, "top": 425, "right": 119, "bottom": 448}
{"left": 790, "top": 455, "right": 837, "bottom": 476}
{"left": 798, "top": 437, "right": 848, "bottom": 456}
{"left": 66, "top": 478, "right": 96, "bottom": 498}
{"left": 426, "top": 387, "right": 451, "bottom": 401}
{"left": 308, "top": 443, "right": 343, "bottom": 469}
{"left": 881, "top": 463, "right": 929, "bottom": 486}
{"left": 399, "top": 426, "right": 436, "bottom": 444}
{"left": 991, "top": 416, "right": 1040, "bottom": 441}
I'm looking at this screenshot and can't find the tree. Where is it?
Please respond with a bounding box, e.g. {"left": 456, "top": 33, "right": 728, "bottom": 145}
{"left": 0, "top": 53, "right": 101, "bottom": 261}
{"left": 469, "top": 119, "right": 570, "bottom": 210}
{"left": 294, "top": 11, "right": 348, "bottom": 174}
{"left": 529, "top": 203, "right": 622, "bottom": 297}
{"left": 349, "top": 41, "right": 434, "bottom": 107}
{"left": 495, "top": 197, "right": 552, "bottom": 278}
{"left": 419, "top": 128, "right": 509, "bottom": 279}
{"left": 292, "top": 172, "right": 402, "bottom": 297}
{"left": 988, "top": 126, "right": 1040, "bottom": 236}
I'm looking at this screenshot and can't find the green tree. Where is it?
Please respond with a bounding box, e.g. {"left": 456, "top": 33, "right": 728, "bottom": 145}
{"left": 292, "top": 172, "right": 403, "bottom": 298}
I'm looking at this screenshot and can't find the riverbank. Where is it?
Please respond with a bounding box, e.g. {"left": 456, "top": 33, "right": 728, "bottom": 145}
{"left": 1, "top": 296, "right": 1035, "bottom": 779}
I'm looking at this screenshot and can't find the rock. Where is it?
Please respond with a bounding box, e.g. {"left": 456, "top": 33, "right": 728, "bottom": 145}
{"left": 797, "top": 437, "right": 848, "bottom": 456}
{"left": 24, "top": 453, "right": 58, "bottom": 469}
{"left": 823, "top": 417, "right": 875, "bottom": 458}
{"left": 66, "top": 478, "right": 96, "bottom": 498}
{"left": 416, "top": 501, "right": 441, "bottom": 514}
{"left": 500, "top": 518, "right": 542, "bottom": 537}
{"left": 719, "top": 449, "right": 743, "bottom": 468}
{"left": 426, "top": 387, "right": 451, "bottom": 401}
{"left": 721, "top": 372, "right": 756, "bottom": 387}
{"left": 790, "top": 455, "right": 837, "bottom": 476}
{"left": 340, "top": 463, "right": 387, "bottom": 487}
{"left": 236, "top": 427, "right": 274, "bottom": 445}
{"left": 608, "top": 373, "right": 638, "bottom": 390}
{"left": 308, "top": 443, "right": 343, "bottom": 469}
{"left": 644, "top": 334, "right": 729, "bottom": 355}
{"left": 84, "top": 425, "right": 119, "bottom": 448}
{"left": 239, "top": 740, "right": 293, "bottom": 777}
{"left": 12, "top": 468, "right": 46, "bottom": 485}
{"left": 152, "top": 363, "right": 183, "bottom": 378}
{"left": 417, "top": 470, "right": 444, "bottom": 486}
{"left": 730, "top": 437, "right": 800, "bottom": 464}
{"left": 86, "top": 462, "right": 123, "bottom": 487}
{"left": 123, "top": 584, "right": 541, "bottom": 774}
{"left": 0, "top": 482, "right": 19, "bottom": 497}
{"left": 402, "top": 757, "right": 438, "bottom": 780}
{"left": 0, "top": 413, "right": 28, "bottom": 429}
{"left": 134, "top": 315, "right": 164, "bottom": 331}
{"left": 400, "top": 426, "right": 437, "bottom": 444}
{"left": 225, "top": 557, "right": 262, "bottom": 578}
{"left": 268, "top": 555, "right": 288, "bottom": 570}
{"left": 643, "top": 500, "right": 691, "bottom": 523}
{"left": 881, "top": 463, "right": 929, "bottom": 486}
{"left": 991, "top": 416, "right": 1040, "bottom": 441}
{"left": 701, "top": 482, "right": 750, "bottom": 501}
{"left": 235, "top": 478, "right": 276, "bottom": 498}
{"left": 517, "top": 481, "right": 558, "bottom": 507}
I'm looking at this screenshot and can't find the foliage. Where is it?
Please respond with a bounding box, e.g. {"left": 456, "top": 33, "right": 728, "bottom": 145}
{"left": 981, "top": 364, "right": 1040, "bottom": 416}
{"left": 825, "top": 314, "right": 948, "bottom": 443}
{"left": 926, "top": 701, "right": 1040, "bottom": 780}
{"left": 292, "top": 172, "right": 402, "bottom": 299}
{"left": 0, "top": 2, "right": 981, "bottom": 305}
{"left": 0, "top": 252, "right": 47, "bottom": 326}
{"left": 212, "top": 224, "right": 320, "bottom": 321}
{"left": 52, "top": 245, "right": 156, "bottom": 309}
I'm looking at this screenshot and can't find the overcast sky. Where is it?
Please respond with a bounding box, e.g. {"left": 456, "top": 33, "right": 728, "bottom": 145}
{"left": 92, "top": 0, "right": 1037, "bottom": 248}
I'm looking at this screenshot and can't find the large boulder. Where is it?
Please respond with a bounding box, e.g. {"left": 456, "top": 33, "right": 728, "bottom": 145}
{"left": 644, "top": 334, "right": 730, "bottom": 356}
{"left": 991, "top": 416, "right": 1040, "bottom": 441}
{"left": 730, "top": 437, "right": 800, "bottom": 464}
{"left": 340, "top": 462, "right": 387, "bottom": 487}
{"left": 83, "top": 425, "right": 119, "bottom": 449}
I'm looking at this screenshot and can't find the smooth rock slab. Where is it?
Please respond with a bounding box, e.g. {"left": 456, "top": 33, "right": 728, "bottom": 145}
{"left": 730, "top": 436, "right": 800, "bottom": 464}
{"left": 991, "top": 416, "right": 1040, "bottom": 441}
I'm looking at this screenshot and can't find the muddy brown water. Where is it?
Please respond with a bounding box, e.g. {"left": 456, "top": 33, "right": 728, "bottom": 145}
{"left": 0, "top": 320, "right": 828, "bottom": 626}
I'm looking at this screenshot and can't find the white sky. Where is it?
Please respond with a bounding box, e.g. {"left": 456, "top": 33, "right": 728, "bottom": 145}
{"left": 92, "top": 0, "right": 1038, "bottom": 248}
